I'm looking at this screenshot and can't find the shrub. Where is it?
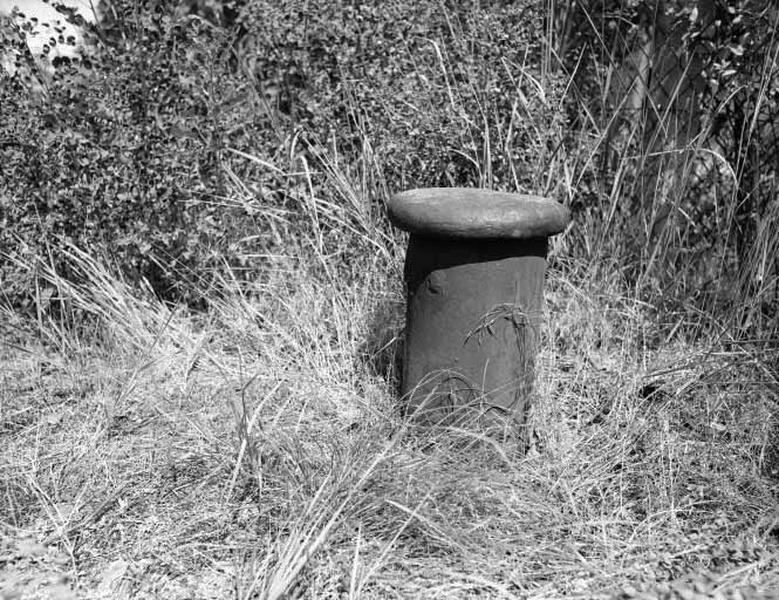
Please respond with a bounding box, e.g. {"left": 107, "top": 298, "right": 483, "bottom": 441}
{"left": 2, "top": 0, "right": 566, "bottom": 308}
{"left": 236, "top": 0, "right": 565, "bottom": 192}
{"left": 1, "top": 2, "right": 249, "bottom": 305}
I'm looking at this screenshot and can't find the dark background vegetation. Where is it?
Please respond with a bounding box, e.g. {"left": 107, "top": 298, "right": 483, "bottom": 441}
{"left": 1, "top": 0, "right": 777, "bottom": 337}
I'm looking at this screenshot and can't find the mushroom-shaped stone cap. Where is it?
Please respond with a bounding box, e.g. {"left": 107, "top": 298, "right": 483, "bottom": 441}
{"left": 388, "top": 188, "right": 570, "bottom": 239}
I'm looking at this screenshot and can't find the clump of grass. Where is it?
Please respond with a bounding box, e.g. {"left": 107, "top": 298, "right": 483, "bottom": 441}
{"left": 3, "top": 217, "right": 777, "bottom": 599}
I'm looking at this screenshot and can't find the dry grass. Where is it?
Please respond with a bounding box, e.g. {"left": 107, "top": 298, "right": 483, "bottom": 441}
{"left": 2, "top": 5, "right": 779, "bottom": 597}
{"left": 2, "top": 231, "right": 778, "bottom": 599}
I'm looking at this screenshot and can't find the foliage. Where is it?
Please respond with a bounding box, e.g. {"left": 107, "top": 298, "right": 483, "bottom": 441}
{"left": 550, "top": 0, "right": 778, "bottom": 330}
{"left": 1, "top": 0, "right": 776, "bottom": 332}
{"left": 237, "top": 0, "right": 564, "bottom": 191}
{"left": 1, "top": 2, "right": 250, "bottom": 305}
{"left": 1, "top": 0, "right": 567, "bottom": 308}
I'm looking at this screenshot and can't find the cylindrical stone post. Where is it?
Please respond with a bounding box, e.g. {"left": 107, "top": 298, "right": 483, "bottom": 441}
{"left": 388, "top": 188, "right": 569, "bottom": 433}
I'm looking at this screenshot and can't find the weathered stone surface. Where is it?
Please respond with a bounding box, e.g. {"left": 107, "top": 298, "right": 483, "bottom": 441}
{"left": 388, "top": 187, "right": 570, "bottom": 239}
{"left": 402, "top": 235, "right": 546, "bottom": 434}
{"left": 390, "top": 187, "right": 571, "bottom": 437}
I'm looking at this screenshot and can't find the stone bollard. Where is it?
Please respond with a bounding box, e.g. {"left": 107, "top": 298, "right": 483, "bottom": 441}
{"left": 388, "top": 188, "right": 569, "bottom": 435}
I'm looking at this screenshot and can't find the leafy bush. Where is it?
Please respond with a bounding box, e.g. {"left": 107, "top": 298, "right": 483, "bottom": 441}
{"left": 2, "top": 0, "right": 567, "bottom": 308}
{"left": 1, "top": 2, "right": 249, "bottom": 305}
{"left": 237, "top": 0, "right": 565, "bottom": 191}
